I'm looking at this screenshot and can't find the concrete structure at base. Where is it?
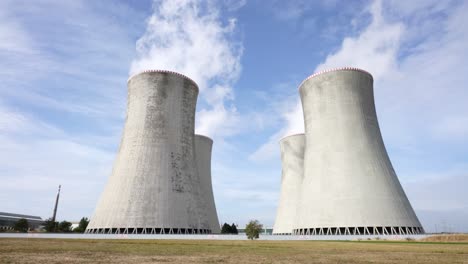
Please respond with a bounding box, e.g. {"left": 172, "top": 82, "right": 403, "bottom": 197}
{"left": 86, "top": 70, "right": 218, "bottom": 235}
{"left": 194, "top": 135, "right": 221, "bottom": 234}
{"left": 272, "top": 134, "right": 304, "bottom": 235}
{"left": 273, "top": 67, "right": 424, "bottom": 236}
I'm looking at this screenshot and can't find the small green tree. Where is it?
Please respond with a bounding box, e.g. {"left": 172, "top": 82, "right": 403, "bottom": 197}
{"left": 14, "top": 218, "right": 29, "bottom": 233}
{"left": 231, "top": 223, "right": 238, "bottom": 234}
{"left": 245, "top": 220, "right": 262, "bottom": 240}
{"left": 73, "top": 217, "right": 90, "bottom": 233}
{"left": 58, "top": 221, "right": 72, "bottom": 233}
{"left": 221, "top": 223, "right": 232, "bottom": 234}
{"left": 43, "top": 218, "right": 58, "bottom": 232}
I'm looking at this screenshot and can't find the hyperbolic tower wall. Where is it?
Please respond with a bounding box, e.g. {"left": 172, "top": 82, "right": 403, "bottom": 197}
{"left": 295, "top": 68, "right": 423, "bottom": 235}
{"left": 194, "top": 135, "right": 221, "bottom": 234}
{"left": 272, "top": 134, "right": 305, "bottom": 235}
{"left": 86, "top": 70, "right": 216, "bottom": 235}
{"left": 273, "top": 67, "right": 423, "bottom": 236}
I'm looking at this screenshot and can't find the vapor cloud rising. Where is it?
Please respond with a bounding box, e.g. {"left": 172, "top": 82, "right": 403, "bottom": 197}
{"left": 130, "top": 0, "right": 243, "bottom": 140}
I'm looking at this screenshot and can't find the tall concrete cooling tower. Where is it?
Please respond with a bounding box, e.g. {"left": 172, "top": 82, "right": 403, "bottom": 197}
{"left": 86, "top": 70, "right": 212, "bottom": 235}
{"left": 294, "top": 67, "right": 423, "bottom": 236}
{"left": 273, "top": 134, "right": 304, "bottom": 235}
{"left": 194, "top": 135, "right": 221, "bottom": 233}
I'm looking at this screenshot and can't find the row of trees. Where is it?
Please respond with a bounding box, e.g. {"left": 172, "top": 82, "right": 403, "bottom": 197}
{"left": 221, "top": 220, "right": 264, "bottom": 240}
{"left": 43, "top": 217, "right": 89, "bottom": 233}
{"left": 12, "top": 217, "right": 264, "bottom": 239}
{"left": 11, "top": 217, "right": 89, "bottom": 233}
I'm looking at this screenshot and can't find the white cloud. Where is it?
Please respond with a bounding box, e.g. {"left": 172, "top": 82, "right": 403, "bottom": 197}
{"left": 269, "top": 1, "right": 337, "bottom": 21}
{"left": 249, "top": 101, "right": 303, "bottom": 162}
{"left": 0, "top": 0, "right": 142, "bottom": 119}
{"left": 375, "top": 0, "right": 468, "bottom": 147}
{"left": 0, "top": 7, "right": 32, "bottom": 54}
{"left": 223, "top": 0, "right": 247, "bottom": 12}
{"left": 315, "top": 1, "right": 403, "bottom": 80}
{"left": 130, "top": 0, "right": 243, "bottom": 140}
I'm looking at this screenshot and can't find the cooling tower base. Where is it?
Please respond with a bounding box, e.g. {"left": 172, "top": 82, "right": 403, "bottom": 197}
{"left": 85, "top": 227, "right": 212, "bottom": 235}
{"left": 293, "top": 226, "right": 424, "bottom": 236}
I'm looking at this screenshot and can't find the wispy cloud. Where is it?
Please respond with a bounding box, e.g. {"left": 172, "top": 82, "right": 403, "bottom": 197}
{"left": 0, "top": 101, "right": 115, "bottom": 219}
{"left": 0, "top": 0, "right": 142, "bottom": 220}
{"left": 0, "top": 0, "right": 142, "bottom": 119}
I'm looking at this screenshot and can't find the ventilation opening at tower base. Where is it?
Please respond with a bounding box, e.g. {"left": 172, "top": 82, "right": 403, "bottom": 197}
{"left": 292, "top": 226, "right": 424, "bottom": 236}
{"left": 85, "top": 227, "right": 212, "bottom": 235}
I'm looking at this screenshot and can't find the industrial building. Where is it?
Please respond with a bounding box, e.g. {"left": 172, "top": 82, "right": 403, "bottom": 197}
{"left": 273, "top": 67, "right": 424, "bottom": 235}
{"left": 86, "top": 70, "right": 219, "bottom": 234}
{"left": 0, "top": 212, "right": 43, "bottom": 231}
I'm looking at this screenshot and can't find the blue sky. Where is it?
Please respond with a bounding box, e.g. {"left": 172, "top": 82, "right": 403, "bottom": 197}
{"left": 1, "top": 0, "right": 467, "bottom": 232}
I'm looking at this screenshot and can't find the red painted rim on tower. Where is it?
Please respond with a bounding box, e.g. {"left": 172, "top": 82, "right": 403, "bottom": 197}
{"left": 298, "top": 67, "right": 373, "bottom": 91}
{"left": 128, "top": 69, "right": 199, "bottom": 91}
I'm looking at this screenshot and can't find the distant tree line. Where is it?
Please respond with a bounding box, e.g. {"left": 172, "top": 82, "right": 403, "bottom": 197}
{"left": 221, "top": 223, "right": 238, "bottom": 234}
{"left": 6, "top": 217, "right": 89, "bottom": 233}
{"left": 73, "top": 217, "right": 90, "bottom": 233}
{"left": 44, "top": 217, "right": 89, "bottom": 233}
{"left": 14, "top": 218, "right": 29, "bottom": 232}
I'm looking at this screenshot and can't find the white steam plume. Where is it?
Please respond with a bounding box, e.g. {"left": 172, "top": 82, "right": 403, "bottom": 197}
{"left": 130, "top": 0, "right": 242, "bottom": 139}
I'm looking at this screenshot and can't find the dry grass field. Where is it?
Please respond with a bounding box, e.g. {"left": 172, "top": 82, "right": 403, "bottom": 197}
{"left": 1, "top": 238, "right": 468, "bottom": 264}
{"left": 421, "top": 234, "right": 468, "bottom": 243}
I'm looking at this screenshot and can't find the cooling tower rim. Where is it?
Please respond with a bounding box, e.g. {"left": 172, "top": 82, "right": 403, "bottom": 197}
{"left": 298, "top": 67, "right": 373, "bottom": 90}
{"left": 127, "top": 69, "right": 199, "bottom": 91}
{"left": 279, "top": 133, "right": 305, "bottom": 143}
{"left": 195, "top": 134, "right": 213, "bottom": 143}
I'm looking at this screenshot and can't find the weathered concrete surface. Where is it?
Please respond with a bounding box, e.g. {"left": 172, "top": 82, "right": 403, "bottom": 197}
{"left": 194, "top": 135, "right": 221, "bottom": 233}
{"left": 87, "top": 70, "right": 210, "bottom": 234}
{"left": 273, "top": 134, "right": 304, "bottom": 235}
{"left": 295, "top": 68, "right": 423, "bottom": 234}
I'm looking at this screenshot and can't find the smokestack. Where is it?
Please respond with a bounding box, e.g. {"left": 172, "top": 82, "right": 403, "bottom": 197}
{"left": 51, "top": 184, "right": 61, "bottom": 223}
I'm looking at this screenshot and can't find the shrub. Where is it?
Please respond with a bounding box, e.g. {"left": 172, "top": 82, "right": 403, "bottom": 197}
{"left": 58, "top": 221, "right": 72, "bottom": 233}
{"left": 14, "top": 218, "right": 29, "bottom": 233}
{"left": 43, "top": 218, "right": 58, "bottom": 232}
{"left": 245, "top": 220, "right": 263, "bottom": 240}
{"left": 221, "top": 223, "right": 232, "bottom": 234}
{"left": 231, "top": 223, "right": 238, "bottom": 234}
{"left": 73, "top": 217, "right": 90, "bottom": 233}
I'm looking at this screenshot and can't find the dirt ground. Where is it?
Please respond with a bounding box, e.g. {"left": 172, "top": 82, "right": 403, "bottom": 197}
{"left": 1, "top": 238, "right": 468, "bottom": 263}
